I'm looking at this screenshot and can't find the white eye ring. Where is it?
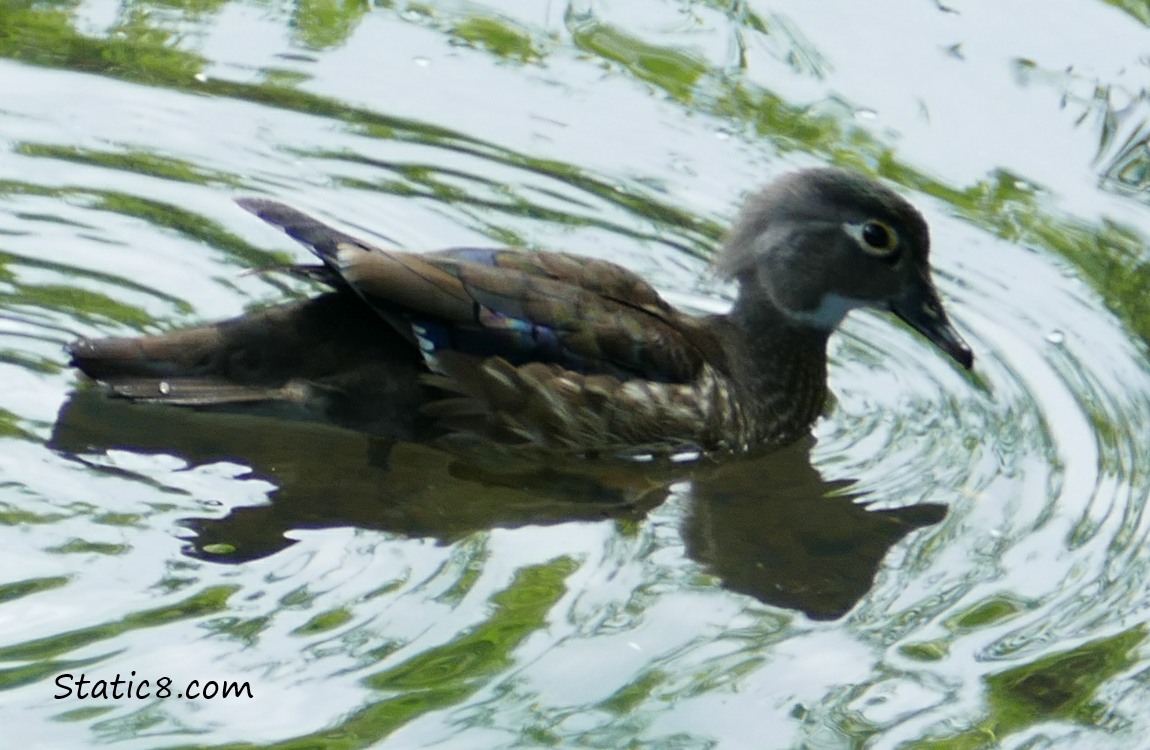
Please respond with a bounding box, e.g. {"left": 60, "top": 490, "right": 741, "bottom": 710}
{"left": 843, "top": 220, "right": 900, "bottom": 259}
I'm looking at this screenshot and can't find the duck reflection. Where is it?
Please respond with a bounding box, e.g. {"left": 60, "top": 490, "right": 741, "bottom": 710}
{"left": 51, "top": 391, "right": 944, "bottom": 620}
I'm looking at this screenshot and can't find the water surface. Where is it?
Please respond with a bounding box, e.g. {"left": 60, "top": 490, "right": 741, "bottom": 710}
{"left": 2, "top": 1, "right": 1150, "bottom": 748}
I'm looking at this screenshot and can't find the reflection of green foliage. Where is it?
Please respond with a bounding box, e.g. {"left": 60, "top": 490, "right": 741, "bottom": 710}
{"left": 280, "top": 584, "right": 318, "bottom": 608}
{"left": 948, "top": 594, "right": 1029, "bottom": 632}
{"left": 0, "top": 186, "right": 299, "bottom": 325}
{"left": 0, "top": 0, "right": 83, "bottom": 66}
{"left": 0, "top": 585, "right": 239, "bottom": 662}
{"left": 899, "top": 639, "right": 949, "bottom": 662}
{"left": 693, "top": 0, "right": 771, "bottom": 34}
{"left": 52, "top": 705, "right": 116, "bottom": 722}
{"left": 0, "top": 409, "right": 35, "bottom": 439}
{"left": 205, "top": 615, "right": 272, "bottom": 646}
{"left": 93, "top": 511, "right": 144, "bottom": 527}
{"left": 14, "top": 144, "right": 243, "bottom": 188}
{"left": 327, "top": 152, "right": 710, "bottom": 250}
{"left": 0, "top": 1, "right": 722, "bottom": 257}
{"left": 0, "top": 575, "right": 70, "bottom": 605}
{"left": 600, "top": 669, "right": 669, "bottom": 715}
{"left": 0, "top": 350, "right": 62, "bottom": 374}
{"left": 294, "top": 0, "right": 370, "bottom": 50}
{"left": 47, "top": 539, "right": 131, "bottom": 555}
{"left": 930, "top": 170, "right": 1150, "bottom": 349}
{"left": 1101, "top": 0, "right": 1150, "bottom": 26}
{"left": 432, "top": 536, "right": 489, "bottom": 605}
{"left": 95, "top": 192, "right": 292, "bottom": 271}
{"left": 452, "top": 15, "right": 547, "bottom": 62}
{"left": 16, "top": 284, "right": 155, "bottom": 328}
{"left": 0, "top": 233, "right": 196, "bottom": 333}
{"left": 0, "top": 1, "right": 204, "bottom": 82}
{"left": 568, "top": 14, "right": 707, "bottom": 102}
{"left": 141, "top": 0, "right": 229, "bottom": 15}
{"left": 0, "top": 654, "right": 106, "bottom": 692}
{"left": 174, "top": 557, "right": 576, "bottom": 750}
{"left": 913, "top": 626, "right": 1146, "bottom": 749}
{"left": 365, "top": 557, "right": 575, "bottom": 691}
{"left": 987, "top": 632, "right": 1139, "bottom": 724}
{"left": 292, "top": 607, "right": 354, "bottom": 635}
{"left": 0, "top": 501, "right": 69, "bottom": 525}
{"left": 103, "top": 6, "right": 202, "bottom": 83}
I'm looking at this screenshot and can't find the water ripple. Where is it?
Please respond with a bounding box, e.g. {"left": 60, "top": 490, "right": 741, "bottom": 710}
{"left": 2, "top": 0, "right": 1150, "bottom": 747}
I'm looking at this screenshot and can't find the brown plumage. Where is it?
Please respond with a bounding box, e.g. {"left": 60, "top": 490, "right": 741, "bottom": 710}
{"left": 67, "top": 169, "right": 972, "bottom": 456}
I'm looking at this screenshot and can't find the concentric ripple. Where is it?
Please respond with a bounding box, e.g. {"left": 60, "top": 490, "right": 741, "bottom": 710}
{"left": 2, "top": 1, "right": 1150, "bottom": 748}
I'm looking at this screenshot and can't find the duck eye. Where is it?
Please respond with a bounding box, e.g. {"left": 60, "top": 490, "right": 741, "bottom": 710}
{"left": 846, "top": 220, "right": 900, "bottom": 262}
{"left": 862, "top": 221, "right": 893, "bottom": 250}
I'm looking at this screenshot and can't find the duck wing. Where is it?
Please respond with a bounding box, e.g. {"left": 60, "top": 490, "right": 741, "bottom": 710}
{"left": 238, "top": 200, "right": 730, "bottom": 451}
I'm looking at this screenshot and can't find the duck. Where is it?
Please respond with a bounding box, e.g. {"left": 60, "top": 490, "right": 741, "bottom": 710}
{"left": 67, "top": 168, "right": 972, "bottom": 456}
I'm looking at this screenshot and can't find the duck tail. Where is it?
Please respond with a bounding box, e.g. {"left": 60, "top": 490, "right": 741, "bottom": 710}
{"left": 68, "top": 326, "right": 225, "bottom": 382}
{"left": 66, "top": 322, "right": 289, "bottom": 405}
{"left": 235, "top": 198, "right": 364, "bottom": 266}
{"left": 66, "top": 296, "right": 341, "bottom": 406}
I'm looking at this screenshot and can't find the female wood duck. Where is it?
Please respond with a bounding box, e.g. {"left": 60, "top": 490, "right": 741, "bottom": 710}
{"left": 68, "top": 169, "right": 972, "bottom": 456}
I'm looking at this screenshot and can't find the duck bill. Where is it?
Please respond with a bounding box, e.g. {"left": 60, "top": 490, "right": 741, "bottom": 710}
{"left": 890, "top": 280, "right": 974, "bottom": 370}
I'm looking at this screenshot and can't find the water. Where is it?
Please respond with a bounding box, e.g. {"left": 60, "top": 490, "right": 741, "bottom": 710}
{"left": 3, "top": 0, "right": 1150, "bottom": 747}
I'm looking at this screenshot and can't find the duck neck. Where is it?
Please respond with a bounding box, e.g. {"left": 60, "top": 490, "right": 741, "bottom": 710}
{"left": 723, "top": 292, "right": 832, "bottom": 443}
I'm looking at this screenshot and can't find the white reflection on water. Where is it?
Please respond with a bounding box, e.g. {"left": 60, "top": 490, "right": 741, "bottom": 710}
{"left": 1, "top": 0, "right": 1150, "bottom": 748}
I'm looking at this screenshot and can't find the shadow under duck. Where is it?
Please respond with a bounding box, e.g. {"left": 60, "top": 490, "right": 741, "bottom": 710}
{"left": 67, "top": 168, "right": 972, "bottom": 455}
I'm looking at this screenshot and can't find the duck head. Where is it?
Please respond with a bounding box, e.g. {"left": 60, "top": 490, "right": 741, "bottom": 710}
{"left": 717, "top": 168, "right": 973, "bottom": 369}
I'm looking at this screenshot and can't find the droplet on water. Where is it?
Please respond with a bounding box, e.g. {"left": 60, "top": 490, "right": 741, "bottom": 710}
{"left": 1045, "top": 330, "right": 1065, "bottom": 346}
{"left": 159, "top": 381, "right": 171, "bottom": 395}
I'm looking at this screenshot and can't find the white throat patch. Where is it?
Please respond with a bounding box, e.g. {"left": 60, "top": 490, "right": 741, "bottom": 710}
{"left": 784, "top": 292, "right": 869, "bottom": 330}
